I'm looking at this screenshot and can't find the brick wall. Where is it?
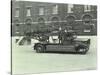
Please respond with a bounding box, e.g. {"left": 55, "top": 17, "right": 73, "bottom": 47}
{"left": 11, "top": 1, "right": 97, "bottom": 36}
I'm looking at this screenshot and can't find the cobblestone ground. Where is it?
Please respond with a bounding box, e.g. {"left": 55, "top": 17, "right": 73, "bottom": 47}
{"left": 12, "top": 36, "right": 97, "bottom": 75}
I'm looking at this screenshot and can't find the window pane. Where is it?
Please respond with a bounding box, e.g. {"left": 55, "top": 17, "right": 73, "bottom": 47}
{"left": 67, "top": 4, "right": 73, "bottom": 13}
{"left": 16, "top": 24, "right": 19, "bottom": 33}
{"left": 26, "top": 8, "right": 31, "bottom": 16}
{"left": 15, "top": 9, "right": 19, "bottom": 17}
{"left": 39, "top": 7, "right": 44, "bottom": 15}
{"left": 84, "top": 5, "right": 91, "bottom": 12}
{"left": 52, "top": 5, "right": 58, "bottom": 14}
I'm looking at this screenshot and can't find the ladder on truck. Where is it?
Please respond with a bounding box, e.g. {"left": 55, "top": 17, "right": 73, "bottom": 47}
{"left": 16, "top": 36, "right": 26, "bottom": 45}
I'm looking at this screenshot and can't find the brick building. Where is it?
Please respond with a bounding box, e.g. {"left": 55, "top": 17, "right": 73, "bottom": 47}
{"left": 11, "top": 1, "right": 97, "bottom": 36}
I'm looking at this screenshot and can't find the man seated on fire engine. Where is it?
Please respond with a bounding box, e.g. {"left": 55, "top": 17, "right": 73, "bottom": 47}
{"left": 62, "top": 29, "right": 76, "bottom": 44}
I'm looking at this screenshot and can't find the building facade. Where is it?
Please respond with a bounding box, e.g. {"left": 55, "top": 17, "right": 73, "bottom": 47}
{"left": 11, "top": 1, "right": 97, "bottom": 36}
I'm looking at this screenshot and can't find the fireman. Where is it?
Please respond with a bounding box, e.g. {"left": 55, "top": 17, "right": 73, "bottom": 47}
{"left": 58, "top": 27, "right": 63, "bottom": 43}
{"left": 62, "top": 29, "right": 75, "bottom": 44}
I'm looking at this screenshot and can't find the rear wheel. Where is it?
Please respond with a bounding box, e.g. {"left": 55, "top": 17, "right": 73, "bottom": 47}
{"left": 35, "top": 44, "right": 44, "bottom": 53}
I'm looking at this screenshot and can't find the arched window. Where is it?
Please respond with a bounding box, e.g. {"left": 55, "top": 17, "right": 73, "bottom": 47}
{"left": 38, "top": 18, "right": 45, "bottom": 25}
{"left": 82, "top": 15, "right": 92, "bottom": 25}
{"left": 25, "top": 19, "right": 32, "bottom": 25}
{"left": 66, "top": 16, "right": 75, "bottom": 25}
{"left": 51, "top": 17, "right": 59, "bottom": 28}
{"left": 14, "top": 19, "right": 19, "bottom": 24}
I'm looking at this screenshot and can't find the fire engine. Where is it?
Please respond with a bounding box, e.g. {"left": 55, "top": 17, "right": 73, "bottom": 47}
{"left": 33, "top": 29, "right": 90, "bottom": 54}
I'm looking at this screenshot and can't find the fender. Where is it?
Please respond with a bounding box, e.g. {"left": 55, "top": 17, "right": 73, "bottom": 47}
{"left": 34, "top": 43, "right": 41, "bottom": 50}
{"left": 34, "top": 43, "right": 46, "bottom": 50}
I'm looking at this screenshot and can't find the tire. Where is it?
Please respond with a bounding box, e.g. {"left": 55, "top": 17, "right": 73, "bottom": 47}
{"left": 76, "top": 45, "right": 88, "bottom": 54}
{"left": 35, "top": 44, "right": 44, "bottom": 53}
{"left": 79, "top": 48, "right": 87, "bottom": 54}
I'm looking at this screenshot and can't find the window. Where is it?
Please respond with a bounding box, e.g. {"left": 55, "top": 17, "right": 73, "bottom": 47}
{"left": 50, "top": 36, "right": 59, "bottom": 44}
{"left": 84, "top": 20, "right": 90, "bottom": 24}
{"left": 84, "top": 5, "right": 91, "bottom": 12}
{"left": 15, "top": 24, "right": 20, "bottom": 34}
{"left": 25, "top": 19, "right": 32, "bottom": 24}
{"left": 83, "top": 25, "right": 91, "bottom": 33}
{"left": 38, "top": 18, "right": 45, "bottom": 25}
{"left": 26, "top": 8, "right": 31, "bottom": 16}
{"left": 51, "top": 17, "right": 59, "bottom": 27}
{"left": 39, "top": 7, "right": 44, "bottom": 15}
{"left": 67, "top": 4, "right": 74, "bottom": 13}
{"left": 82, "top": 15, "right": 92, "bottom": 25}
{"left": 84, "top": 29, "right": 91, "bottom": 32}
{"left": 52, "top": 5, "right": 58, "bottom": 14}
{"left": 66, "top": 16, "right": 75, "bottom": 25}
{"left": 15, "top": 8, "right": 19, "bottom": 17}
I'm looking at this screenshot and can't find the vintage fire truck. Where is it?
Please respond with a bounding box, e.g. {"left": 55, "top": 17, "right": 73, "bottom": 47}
{"left": 33, "top": 29, "right": 90, "bottom": 54}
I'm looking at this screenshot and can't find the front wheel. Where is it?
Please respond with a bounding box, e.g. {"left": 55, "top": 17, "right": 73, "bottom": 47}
{"left": 35, "top": 44, "right": 44, "bottom": 53}
{"left": 76, "top": 45, "right": 88, "bottom": 54}
{"left": 78, "top": 48, "right": 87, "bottom": 54}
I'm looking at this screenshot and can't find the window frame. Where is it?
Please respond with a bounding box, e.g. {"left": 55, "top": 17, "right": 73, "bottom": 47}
{"left": 67, "top": 4, "right": 74, "bottom": 13}
{"left": 39, "top": 7, "right": 45, "bottom": 15}
{"left": 26, "top": 7, "right": 31, "bottom": 16}
{"left": 15, "top": 7, "right": 20, "bottom": 17}
{"left": 52, "top": 5, "right": 58, "bottom": 14}
{"left": 84, "top": 5, "right": 91, "bottom": 12}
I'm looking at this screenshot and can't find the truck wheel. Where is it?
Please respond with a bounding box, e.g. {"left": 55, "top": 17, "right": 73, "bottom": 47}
{"left": 36, "top": 45, "right": 44, "bottom": 53}
{"left": 79, "top": 48, "right": 87, "bottom": 54}
{"left": 76, "top": 45, "right": 88, "bottom": 54}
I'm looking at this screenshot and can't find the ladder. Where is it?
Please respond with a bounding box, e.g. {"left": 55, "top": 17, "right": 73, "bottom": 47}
{"left": 16, "top": 36, "right": 25, "bottom": 45}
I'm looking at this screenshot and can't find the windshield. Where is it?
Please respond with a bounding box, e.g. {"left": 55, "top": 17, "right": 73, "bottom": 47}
{"left": 49, "top": 36, "right": 59, "bottom": 44}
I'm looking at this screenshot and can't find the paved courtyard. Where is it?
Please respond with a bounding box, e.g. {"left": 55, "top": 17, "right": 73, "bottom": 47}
{"left": 12, "top": 36, "right": 97, "bottom": 75}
